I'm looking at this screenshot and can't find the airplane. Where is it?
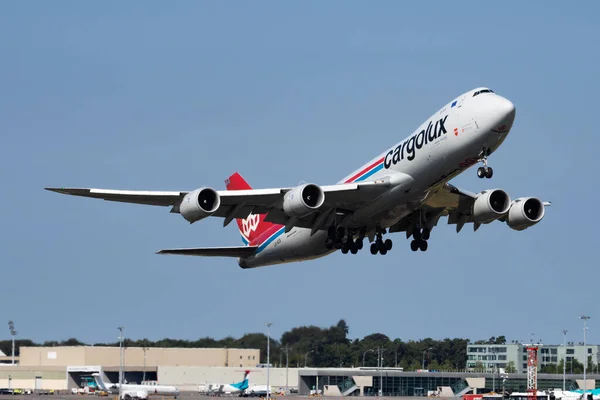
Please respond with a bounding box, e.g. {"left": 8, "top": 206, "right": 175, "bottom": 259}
{"left": 46, "top": 87, "right": 550, "bottom": 268}
{"left": 206, "top": 370, "right": 251, "bottom": 396}
{"left": 92, "top": 373, "right": 180, "bottom": 400}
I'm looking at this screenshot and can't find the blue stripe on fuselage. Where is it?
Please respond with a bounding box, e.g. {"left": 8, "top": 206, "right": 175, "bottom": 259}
{"left": 354, "top": 163, "right": 384, "bottom": 182}
{"left": 256, "top": 227, "right": 285, "bottom": 254}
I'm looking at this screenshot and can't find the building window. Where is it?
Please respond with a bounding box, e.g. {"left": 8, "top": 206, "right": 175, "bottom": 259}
{"left": 253, "top": 356, "right": 255, "bottom": 360}
{"left": 523, "top": 363, "right": 527, "bottom": 369}
{"left": 523, "top": 356, "right": 527, "bottom": 361}
{"left": 499, "top": 355, "right": 507, "bottom": 361}
{"left": 567, "top": 349, "right": 574, "bottom": 354}
{"left": 240, "top": 364, "right": 242, "bottom": 367}
{"left": 551, "top": 349, "right": 557, "bottom": 354}
{"left": 589, "top": 348, "right": 593, "bottom": 354}
{"left": 567, "top": 356, "right": 573, "bottom": 361}
{"left": 551, "top": 357, "right": 558, "bottom": 362}
{"left": 541, "top": 349, "right": 549, "bottom": 354}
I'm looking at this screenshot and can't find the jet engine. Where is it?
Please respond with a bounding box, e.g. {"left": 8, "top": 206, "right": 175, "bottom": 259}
{"left": 472, "top": 189, "right": 511, "bottom": 224}
{"left": 283, "top": 183, "right": 325, "bottom": 217}
{"left": 179, "top": 187, "right": 221, "bottom": 223}
{"left": 506, "top": 197, "right": 545, "bottom": 231}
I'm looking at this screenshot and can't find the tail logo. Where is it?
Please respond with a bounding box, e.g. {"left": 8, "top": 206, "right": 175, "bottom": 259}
{"left": 241, "top": 213, "right": 260, "bottom": 238}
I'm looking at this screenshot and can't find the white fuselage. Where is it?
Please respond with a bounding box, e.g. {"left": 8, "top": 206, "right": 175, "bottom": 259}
{"left": 107, "top": 383, "right": 180, "bottom": 398}
{"left": 239, "top": 88, "right": 516, "bottom": 268}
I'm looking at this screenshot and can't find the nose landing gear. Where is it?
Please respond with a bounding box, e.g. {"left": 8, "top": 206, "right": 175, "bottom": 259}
{"left": 476, "top": 150, "right": 493, "bottom": 179}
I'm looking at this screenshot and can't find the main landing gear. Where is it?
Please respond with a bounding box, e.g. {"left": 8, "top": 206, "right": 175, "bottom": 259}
{"left": 369, "top": 232, "right": 392, "bottom": 255}
{"left": 325, "top": 226, "right": 392, "bottom": 255}
{"left": 476, "top": 150, "right": 493, "bottom": 179}
{"left": 325, "top": 226, "right": 364, "bottom": 254}
{"left": 410, "top": 227, "right": 429, "bottom": 252}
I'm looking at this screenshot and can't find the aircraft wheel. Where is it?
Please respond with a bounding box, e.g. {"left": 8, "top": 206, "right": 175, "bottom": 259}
{"left": 422, "top": 228, "right": 430, "bottom": 241}
{"left": 380, "top": 248, "right": 387, "bottom": 255}
{"left": 350, "top": 247, "right": 358, "bottom": 254}
{"left": 410, "top": 240, "right": 419, "bottom": 252}
{"left": 355, "top": 238, "right": 363, "bottom": 250}
{"left": 336, "top": 226, "right": 345, "bottom": 239}
{"left": 341, "top": 247, "right": 349, "bottom": 254}
{"left": 419, "top": 240, "right": 428, "bottom": 252}
{"left": 370, "top": 243, "right": 378, "bottom": 255}
{"left": 477, "top": 167, "right": 486, "bottom": 179}
{"left": 485, "top": 167, "right": 494, "bottom": 179}
{"left": 385, "top": 239, "right": 392, "bottom": 251}
{"left": 334, "top": 240, "right": 343, "bottom": 249}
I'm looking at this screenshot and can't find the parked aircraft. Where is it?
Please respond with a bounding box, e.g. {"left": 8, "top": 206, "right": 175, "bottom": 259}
{"left": 92, "top": 373, "right": 179, "bottom": 400}
{"left": 47, "top": 87, "right": 550, "bottom": 268}
{"left": 206, "top": 370, "right": 250, "bottom": 395}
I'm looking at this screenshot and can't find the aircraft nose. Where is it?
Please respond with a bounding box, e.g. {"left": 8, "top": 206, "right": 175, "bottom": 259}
{"left": 481, "top": 95, "right": 516, "bottom": 133}
{"left": 496, "top": 96, "right": 516, "bottom": 125}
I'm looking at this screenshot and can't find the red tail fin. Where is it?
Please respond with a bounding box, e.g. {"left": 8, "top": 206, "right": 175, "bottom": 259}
{"left": 225, "top": 172, "right": 277, "bottom": 245}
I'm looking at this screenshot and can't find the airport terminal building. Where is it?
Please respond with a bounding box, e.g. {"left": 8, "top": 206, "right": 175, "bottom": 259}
{"left": 467, "top": 343, "right": 600, "bottom": 373}
{"left": 0, "top": 346, "right": 263, "bottom": 391}
{"left": 0, "top": 346, "right": 598, "bottom": 396}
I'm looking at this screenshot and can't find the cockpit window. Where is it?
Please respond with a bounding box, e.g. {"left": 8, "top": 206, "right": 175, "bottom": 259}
{"left": 473, "top": 89, "right": 494, "bottom": 97}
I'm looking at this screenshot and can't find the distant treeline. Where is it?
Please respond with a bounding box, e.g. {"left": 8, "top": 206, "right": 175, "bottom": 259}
{"left": 1, "top": 320, "right": 503, "bottom": 370}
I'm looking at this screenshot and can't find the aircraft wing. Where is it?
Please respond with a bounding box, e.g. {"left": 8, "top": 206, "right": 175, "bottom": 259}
{"left": 157, "top": 246, "right": 258, "bottom": 257}
{"left": 45, "top": 187, "right": 186, "bottom": 206}
{"left": 390, "top": 182, "right": 551, "bottom": 234}
{"left": 45, "top": 177, "right": 397, "bottom": 232}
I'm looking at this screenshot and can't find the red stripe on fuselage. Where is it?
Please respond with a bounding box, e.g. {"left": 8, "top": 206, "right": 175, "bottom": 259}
{"left": 344, "top": 157, "right": 385, "bottom": 183}
{"left": 249, "top": 223, "right": 283, "bottom": 247}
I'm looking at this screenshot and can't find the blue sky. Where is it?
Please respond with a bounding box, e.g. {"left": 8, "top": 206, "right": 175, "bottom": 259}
{"left": 1, "top": 1, "right": 599, "bottom": 347}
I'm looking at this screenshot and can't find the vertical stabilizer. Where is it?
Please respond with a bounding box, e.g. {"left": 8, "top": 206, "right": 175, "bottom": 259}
{"left": 225, "top": 173, "right": 277, "bottom": 245}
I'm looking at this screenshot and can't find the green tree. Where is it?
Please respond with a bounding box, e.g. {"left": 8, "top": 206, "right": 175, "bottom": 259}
{"left": 505, "top": 361, "right": 517, "bottom": 373}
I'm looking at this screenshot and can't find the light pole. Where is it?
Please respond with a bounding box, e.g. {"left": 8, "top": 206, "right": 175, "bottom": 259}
{"left": 580, "top": 316, "right": 590, "bottom": 400}
{"left": 378, "top": 347, "right": 385, "bottom": 396}
{"left": 304, "top": 350, "right": 314, "bottom": 367}
{"left": 8, "top": 321, "right": 17, "bottom": 365}
{"left": 422, "top": 347, "right": 433, "bottom": 370}
{"left": 142, "top": 346, "right": 149, "bottom": 383}
{"left": 285, "top": 345, "right": 290, "bottom": 395}
{"left": 118, "top": 326, "right": 124, "bottom": 398}
{"left": 265, "top": 322, "right": 272, "bottom": 400}
{"left": 362, "top": 349, "right": 374, "bottom": 367}
{"left": 562, "top": 329, "right": 568, "bottom": 391}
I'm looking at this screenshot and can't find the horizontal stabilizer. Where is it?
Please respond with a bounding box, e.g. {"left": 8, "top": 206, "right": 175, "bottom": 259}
{"left": 157, "top": 246, "right": 257, "bottom": 257}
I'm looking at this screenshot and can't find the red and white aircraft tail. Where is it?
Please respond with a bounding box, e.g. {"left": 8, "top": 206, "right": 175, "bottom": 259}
{"left": 225, "top": 172, "right": 279, "bottom": 245}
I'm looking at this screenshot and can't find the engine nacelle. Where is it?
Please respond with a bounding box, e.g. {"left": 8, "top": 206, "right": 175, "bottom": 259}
{"left": 283, "top": 183, "right": 325, "bottom": 217}
{"left": 180, "top": 187, "right": 221, "bottom": 223}
{"left": 506, "top": 197, "right": 545, "bottom": 231}
{"left": 472, "top": 189, "right": 511, "bottom": 224}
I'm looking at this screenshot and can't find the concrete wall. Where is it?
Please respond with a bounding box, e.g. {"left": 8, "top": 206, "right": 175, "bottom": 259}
{"left": 20, "top": 347, "right": 85, "bottom": 367}
{"left": 0, "top": 366, "right": 67, "bottom": 390}
{"left": 158, "top": 366, "right": 299, "bottom": 391}
{"left": 19, "top": 347, "right": 259, "bottom": 368}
